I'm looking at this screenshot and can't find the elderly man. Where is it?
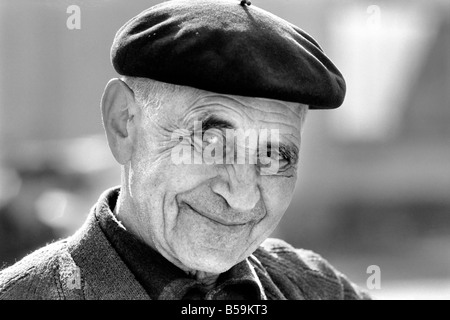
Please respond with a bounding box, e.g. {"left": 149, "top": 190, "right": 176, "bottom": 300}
{"left": 0, "top": 0, "right": 369, "bottom": 300}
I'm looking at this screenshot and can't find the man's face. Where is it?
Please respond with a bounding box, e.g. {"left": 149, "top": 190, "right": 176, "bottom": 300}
{"left": 125, "top": 86, "right": 305, "bottom": 274}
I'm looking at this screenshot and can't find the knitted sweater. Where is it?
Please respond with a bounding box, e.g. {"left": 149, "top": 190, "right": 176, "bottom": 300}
{"left": 0, "top": 189, "right": 370, "bottom": 300}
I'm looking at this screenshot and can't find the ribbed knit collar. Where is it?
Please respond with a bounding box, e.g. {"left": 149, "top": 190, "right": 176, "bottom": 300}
{"left": 94, "top": 187, "right": 266, "bottom": 300}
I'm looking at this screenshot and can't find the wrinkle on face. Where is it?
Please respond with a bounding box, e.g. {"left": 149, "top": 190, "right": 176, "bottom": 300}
{"left": 122, "top": 85, "right": 307, "bottom": 276}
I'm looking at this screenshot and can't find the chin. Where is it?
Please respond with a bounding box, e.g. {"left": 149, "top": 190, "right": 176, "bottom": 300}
{"left": 177, "top": 247, "right": 244, "bottom": 274}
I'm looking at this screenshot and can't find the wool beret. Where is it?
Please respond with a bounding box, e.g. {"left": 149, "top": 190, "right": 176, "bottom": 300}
{"left": 111, "top": 0, "right": 346, "bottom": 109}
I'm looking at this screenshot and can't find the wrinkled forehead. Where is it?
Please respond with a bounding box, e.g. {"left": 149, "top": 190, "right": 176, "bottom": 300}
{"left": 162, "top": 86, "right": 307, "bottom": 139}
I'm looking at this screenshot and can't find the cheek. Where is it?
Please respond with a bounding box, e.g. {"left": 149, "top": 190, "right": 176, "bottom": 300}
{"left": 238, "top": 177, "right": 298, "bottom": 257}
{"left": 131, "top": 131, "right": 218, "bottom": 195}
{"left": 128, "top": 156, "right": 219, "bottom": 230}
{"left": 260, "top": 176, "right": 297, "bottom": 217}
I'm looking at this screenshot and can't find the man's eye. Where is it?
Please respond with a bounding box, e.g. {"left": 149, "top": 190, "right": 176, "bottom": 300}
{"left": 257, "top": 149, "right": 291, "bottom": 173}
{"left": 202, "top": 130, "right": 224, "bottom": 147}
{"left": 260, "top": 149, "right": 286, "bottom": 162}
{"left": 201, "top": 129, "right": 229, "bottom": 161}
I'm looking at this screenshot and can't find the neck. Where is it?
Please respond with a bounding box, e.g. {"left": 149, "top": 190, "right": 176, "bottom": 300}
{"left": 187, "top": 271, "right": 220, "bottom": 290}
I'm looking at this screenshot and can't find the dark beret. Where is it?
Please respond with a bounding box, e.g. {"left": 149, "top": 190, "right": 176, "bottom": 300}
{"left": 111, "top": 0, "right": 346, "bottom": 109}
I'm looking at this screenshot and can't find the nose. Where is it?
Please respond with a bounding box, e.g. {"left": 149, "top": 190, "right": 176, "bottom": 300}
{"left": 211, "top": 164, "right": 261, "bottom": 212}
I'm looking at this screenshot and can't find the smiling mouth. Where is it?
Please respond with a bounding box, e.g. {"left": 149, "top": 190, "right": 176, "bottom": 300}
{"left": 183, "top": 203, "right": 249, "bottom": 227}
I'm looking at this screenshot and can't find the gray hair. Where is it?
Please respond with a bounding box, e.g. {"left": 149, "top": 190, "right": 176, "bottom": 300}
{"left": 121, "top": 76, "right": 183, "bottom": 114}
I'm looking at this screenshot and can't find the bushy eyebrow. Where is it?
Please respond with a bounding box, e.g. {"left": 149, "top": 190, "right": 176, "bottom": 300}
{"left": 200, "top": 114, "right": 235, "bottom": 132}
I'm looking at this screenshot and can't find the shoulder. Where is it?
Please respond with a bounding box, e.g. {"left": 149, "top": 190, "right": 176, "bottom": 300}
{"left": 252, "top": 238, "right": 370, "bottom": 300}
{"left": 0, "top": 239, "right": 81, "bottom": 300}
{"left": 256, "top": 238, "right": 342, "bottom": 281}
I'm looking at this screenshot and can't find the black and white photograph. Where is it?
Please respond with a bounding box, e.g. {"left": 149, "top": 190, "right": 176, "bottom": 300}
{"left": 0, "top": 0, "right": 449, "bottom": 302}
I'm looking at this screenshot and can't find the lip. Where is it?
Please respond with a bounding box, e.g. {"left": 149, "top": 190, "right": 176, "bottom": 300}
{"left": 183, "top": 202, "right": 249, "bottom": 227}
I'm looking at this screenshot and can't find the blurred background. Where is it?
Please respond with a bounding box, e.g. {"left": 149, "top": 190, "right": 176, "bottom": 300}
{"left": 0, "top": 0, "right": 449, "bottom": 299}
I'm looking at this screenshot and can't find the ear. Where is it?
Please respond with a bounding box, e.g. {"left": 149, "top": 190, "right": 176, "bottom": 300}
{"left": 101, "top": 78, "right": 137, "bottom": 165}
